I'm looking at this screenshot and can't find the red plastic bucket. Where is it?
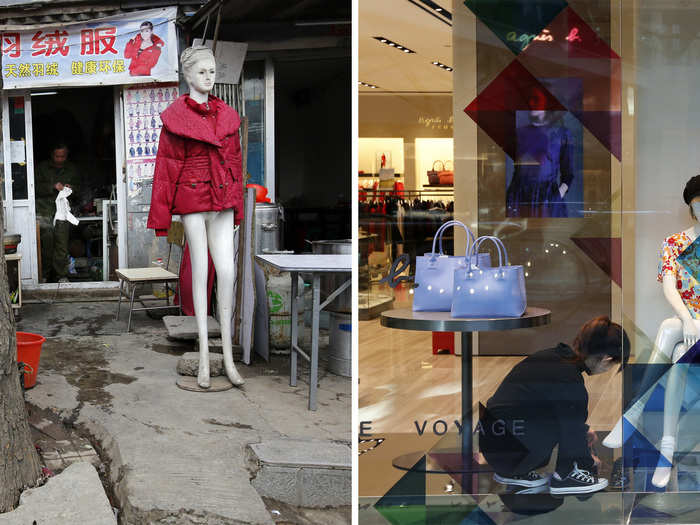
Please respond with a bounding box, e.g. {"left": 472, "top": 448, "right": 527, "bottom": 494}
{"left": 16, "top": 332, "right": 46, "bottom": 389}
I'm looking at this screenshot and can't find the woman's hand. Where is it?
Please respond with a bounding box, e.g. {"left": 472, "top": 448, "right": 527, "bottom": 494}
{"left": 683, "top": 318, "right": 698, "bottom": 348}
{"left": 559, "top": 183, "right": 568, "bottom": 199}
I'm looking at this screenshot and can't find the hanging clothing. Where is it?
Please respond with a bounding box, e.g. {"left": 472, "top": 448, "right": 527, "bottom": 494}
{"left": 175, "top": 242, "right": 216, "bottom": 316}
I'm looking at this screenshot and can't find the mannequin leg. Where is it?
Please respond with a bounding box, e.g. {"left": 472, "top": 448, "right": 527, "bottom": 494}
{"left": 207, "top": 209, "right": 244, "bottom": 386}
{"left": 652, "top": 337, "right": 692, "bottom": 488}
{"left": 182, "top": 212, "right": 212, "bottom": 389}
{"left": 603, "top": 318, "right": 682, "bottom": 448}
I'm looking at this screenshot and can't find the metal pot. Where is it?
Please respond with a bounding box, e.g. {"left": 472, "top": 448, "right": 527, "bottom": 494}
{"left": 311, "top": 239, "right": 351, "bottom": 313}
{"left": 254, "top": 203, "right": 283, "bottom": 254}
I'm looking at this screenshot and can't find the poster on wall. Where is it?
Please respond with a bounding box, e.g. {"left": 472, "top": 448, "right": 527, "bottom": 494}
{"left": 1, "top": 7, "right": 178, "bottom": 89}
{"left": 505, "top": 78, "right": 584, "bottom": 218}
{"left": 123, "top": 83, "right": 179, "bottom": 206}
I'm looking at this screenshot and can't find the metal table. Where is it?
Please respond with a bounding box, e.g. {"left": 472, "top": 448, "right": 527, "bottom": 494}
{"left": 380, "top": 307, "right": 550, "bottom": 490}
{"left": 255, "top": 254, "right": 351, "bottom": 410}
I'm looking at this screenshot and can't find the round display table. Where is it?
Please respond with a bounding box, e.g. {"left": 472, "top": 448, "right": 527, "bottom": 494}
{"left": 380, "top": 307, "right": 551, "bottom": 492}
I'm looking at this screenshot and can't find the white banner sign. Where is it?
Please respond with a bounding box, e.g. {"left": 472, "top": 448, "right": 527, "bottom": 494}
{"left": 1, "top": 7, "right": 178, "bottom": 89}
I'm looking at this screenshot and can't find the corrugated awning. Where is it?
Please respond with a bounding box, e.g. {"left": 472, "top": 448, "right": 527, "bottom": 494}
{"left": 0, "top": 1, "right": 202, "bottom": 31}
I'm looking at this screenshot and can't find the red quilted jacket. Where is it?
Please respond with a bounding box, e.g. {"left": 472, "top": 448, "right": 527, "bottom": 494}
{"left": 124, "top": 34, "right": 164, "bottom": 76}
{"left": 147, "top": 94, "right": 243, "bottom": 236}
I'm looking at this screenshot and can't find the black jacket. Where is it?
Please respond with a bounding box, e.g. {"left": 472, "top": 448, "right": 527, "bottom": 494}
{"left": 485, "top": 343, "right": 592, "bottom": 469}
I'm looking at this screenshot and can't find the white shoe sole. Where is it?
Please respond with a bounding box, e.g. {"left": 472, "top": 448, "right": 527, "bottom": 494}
{"left": 494, "top": 473, "right": 550, "bottom": 487}
{"left": 550, "top": 479, "right": 608, "bottom": 494}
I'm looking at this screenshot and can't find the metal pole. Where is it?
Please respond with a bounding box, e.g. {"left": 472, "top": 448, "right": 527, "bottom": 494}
{"left": 212, "top": 5, "right": 223, "bottom": 53}
{"left": 461, "top": 331, "right": 473, "bottom": 493}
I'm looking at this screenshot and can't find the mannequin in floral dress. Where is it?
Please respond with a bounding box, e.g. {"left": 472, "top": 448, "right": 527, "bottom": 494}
{"left": 603, "top": 175, "right": 700, "bottom": 487}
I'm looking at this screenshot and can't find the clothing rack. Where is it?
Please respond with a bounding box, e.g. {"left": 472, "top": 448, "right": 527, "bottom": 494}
{"left": 361, "top": 188, "right": 454, "bottom": 199}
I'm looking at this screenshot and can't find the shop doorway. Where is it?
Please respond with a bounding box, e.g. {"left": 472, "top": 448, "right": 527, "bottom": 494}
{"left": 31, "top": 87, "right": 117, "bottom": 283}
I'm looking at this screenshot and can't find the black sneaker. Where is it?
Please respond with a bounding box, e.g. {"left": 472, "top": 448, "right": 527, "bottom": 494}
{"left": 494, "top": 471, "right": 550, "bottom": 487}
{"left": 550, "top": 463, "right": 608, "bottom": 495}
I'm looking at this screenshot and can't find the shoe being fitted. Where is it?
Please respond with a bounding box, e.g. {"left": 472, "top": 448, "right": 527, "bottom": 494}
{"left": 494, "top": 471, "right": 550, "bottom": 488}
{"left": 550, "top": 463, "right": 608, "bottom": 495}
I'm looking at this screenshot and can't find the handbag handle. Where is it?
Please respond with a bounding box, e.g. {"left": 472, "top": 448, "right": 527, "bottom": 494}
{"left": 430, "top": 220, "right": 475, "bottom": 257}
{"left": 432, "top": 160, "right": 444, "bottom": 171}
{"left": 443, "top": 160, "right": 454, "bottom": 171}
{"left": 468, "top": 235, "right": 509, "bottom": 269}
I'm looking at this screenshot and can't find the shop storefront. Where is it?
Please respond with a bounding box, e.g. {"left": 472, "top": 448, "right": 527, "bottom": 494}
{"left": 360, "top": 0, "right": 700, "bottom": 522}
{"left": 0, "top": 6, "right": 183, "bottom": 287}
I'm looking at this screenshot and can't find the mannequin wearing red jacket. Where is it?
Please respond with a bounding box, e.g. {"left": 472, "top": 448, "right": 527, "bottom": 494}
{"left": 124, "top": 21, "right": 164, "bottom": 76}
{"left": 148, "top": 45, "right": 243, "bottom": 389}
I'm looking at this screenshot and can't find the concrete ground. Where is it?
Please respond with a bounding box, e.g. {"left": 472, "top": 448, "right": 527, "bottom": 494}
{"left": 16, "top": 299, "right": 351, "bottom": 524}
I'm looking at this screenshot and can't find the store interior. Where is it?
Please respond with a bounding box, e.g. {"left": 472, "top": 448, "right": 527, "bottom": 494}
{"left": 358, "top": 0, "right": 700, "bottom": 523}
{"left": 31, "top": 87, "right": 116, "bottom": 283}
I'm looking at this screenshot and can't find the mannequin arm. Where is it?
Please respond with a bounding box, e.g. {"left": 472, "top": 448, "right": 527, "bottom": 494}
{"left": 662, "top": 273, "right": 698, "bottom": 346}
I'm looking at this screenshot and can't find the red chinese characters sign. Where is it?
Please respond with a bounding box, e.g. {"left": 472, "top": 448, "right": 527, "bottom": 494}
{"left": 1, "top": 7, "right": 177, "bottom": 89}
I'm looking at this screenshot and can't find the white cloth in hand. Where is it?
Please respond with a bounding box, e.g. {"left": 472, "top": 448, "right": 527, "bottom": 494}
{"left": 53, "top": 187, "right": 79, "bottom": 226}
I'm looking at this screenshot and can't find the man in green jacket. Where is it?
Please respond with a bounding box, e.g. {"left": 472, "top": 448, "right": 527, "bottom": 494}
{"left": 35, "top": 144, "right": 79, "bottom": 282}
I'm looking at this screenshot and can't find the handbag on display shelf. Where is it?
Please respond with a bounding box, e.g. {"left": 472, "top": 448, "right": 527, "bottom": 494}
{"left": 451, "top": 235, "right": 527, "bottom": 318}
{"left": 413, "top": 220, "right": 492, "bottom": 312}
{"left": 427, "top": 161, "right": 443, "bottom": 186}
{"left": 438, "top": 160, "right": 454, "bottom": 185}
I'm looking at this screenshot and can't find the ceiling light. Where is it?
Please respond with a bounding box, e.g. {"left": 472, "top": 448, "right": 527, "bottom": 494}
{"left": 416, "top": 1, "right": 452, "bottom": 21}
{"left": 359, "top": 81, "right": 380, "bottom": 89}
{"left": 373, "top": 36, "right": 416, "bottom": 54}
{"left": 432, "top": 60, "right": 453, "bottom": 72}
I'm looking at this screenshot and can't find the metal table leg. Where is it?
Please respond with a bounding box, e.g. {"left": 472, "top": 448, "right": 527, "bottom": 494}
{"left": 309, "top": 273, "right": 321, "bottom": 411}
{"left": 290, "top": 271, "right": 299, "bottom": 387}
{"left": 116, "top": 278, "right": 124, "bottom": 320}
{"left": 127, "top": 283, "right": 137, "bottom": 333}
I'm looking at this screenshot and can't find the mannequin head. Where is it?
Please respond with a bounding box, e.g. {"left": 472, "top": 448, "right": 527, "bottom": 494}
{"left": 181, "top": 46, "right": 216, "bottom": 103}
{"left": 684, "top": 175, "right": 700, "bottom": 221}
{"left": 573, "top": 316, "right": 630, "bottom": 375}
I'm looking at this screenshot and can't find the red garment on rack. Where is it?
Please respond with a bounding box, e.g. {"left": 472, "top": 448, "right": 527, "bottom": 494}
{"left": 175, "top": 242, "right": 216, "bottom": 316}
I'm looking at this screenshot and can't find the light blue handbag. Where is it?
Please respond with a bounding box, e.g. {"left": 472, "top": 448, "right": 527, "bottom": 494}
{"left": 451, "top": 235, "right": 527, "bottom": 318}
{"left": 413, "top": 220, "right": 491, "bottom": 312}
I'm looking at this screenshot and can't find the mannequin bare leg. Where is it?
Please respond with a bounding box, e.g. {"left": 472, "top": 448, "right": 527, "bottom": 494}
{"left": 182, "top": 212, "right": 212, "bottom": 388}
{"left": 603, "top": 318, "right": 681, "bottom": 448}
{"left": 602, "top": 318, "right": 694, "bottom": 487}
{"left": 206, "top": 209, "right": 244, "bottom": 386}
{"left": 652, "top": 341, "right": 688, "bottom": 487}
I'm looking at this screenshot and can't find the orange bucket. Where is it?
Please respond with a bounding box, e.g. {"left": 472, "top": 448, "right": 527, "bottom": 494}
{"left": 16, "top": 332, "right": 46, "bottom": 389}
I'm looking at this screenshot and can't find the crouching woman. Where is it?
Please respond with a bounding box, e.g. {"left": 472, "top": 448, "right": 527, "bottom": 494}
{"left": 479, "top": 316, "right": 630, "bottom": 495}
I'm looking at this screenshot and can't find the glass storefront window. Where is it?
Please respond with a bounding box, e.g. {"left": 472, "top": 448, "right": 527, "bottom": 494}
{"left": 359, "top": 1, "right": 700, "bottom": 523}
{"left": 8, "top": 96, "right": 28, "bottom": 200}
{"left": 243, "top": 60, "right": 265, "bottom": 187}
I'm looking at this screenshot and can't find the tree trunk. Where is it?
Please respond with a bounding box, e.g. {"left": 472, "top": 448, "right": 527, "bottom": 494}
{"left": 0, "top": 199, "right": 42, "bottom": 511}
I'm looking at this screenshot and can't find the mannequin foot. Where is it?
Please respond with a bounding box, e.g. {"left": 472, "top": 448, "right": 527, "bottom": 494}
{"left": 603, "top": 402, "right": 645, "bottom": 448}
{"left": 602, "top": 418, "right": 625, "bottom": 449}
{"left": 198, "top": 362, "right": 210, "bottom": 389}
{"left": 226, "top": 364, "right": 245, "bottom": 387}
{"left": 652, "top": 436, "right": 676, "bottom": 488}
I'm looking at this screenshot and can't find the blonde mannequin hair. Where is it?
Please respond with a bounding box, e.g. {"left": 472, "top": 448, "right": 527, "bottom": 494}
{"left": 180, "top": 45, "right": 215, "bottom": 74}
